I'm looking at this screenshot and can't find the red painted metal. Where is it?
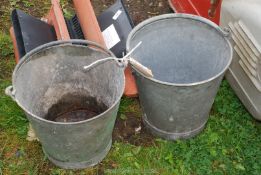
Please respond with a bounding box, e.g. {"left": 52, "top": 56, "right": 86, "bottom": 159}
{"left": 169, "top": 0, "right": 222, "bottom": 24}
{"left": 10, "top": 27, "right": 20, "bottom": 63}
{"left": 45, "top": 0, "right": 70, "bottom": 40}
{"left": 73, "top": 0, "right": 105, "bottom": 46}
{"left": 124, "top": 66, "right": 138, "bottom": 97}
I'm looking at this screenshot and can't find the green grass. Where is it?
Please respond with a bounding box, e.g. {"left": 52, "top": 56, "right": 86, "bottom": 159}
{"left": 103, "top": 81, "right": 261, "bottom": 175}
{"left": 0, "top": 0, "right": 52, "bottom": 33}
{"left": 0, "top": 1, "right": 261, "bottom": 174}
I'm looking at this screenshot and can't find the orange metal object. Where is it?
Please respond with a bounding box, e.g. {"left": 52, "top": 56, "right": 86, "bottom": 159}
{"left": 9, "top": 27, "right": 20, "bottom": 63}
{"left": 73, "top": 0, "right": 138, "bottom": 97}
{"left": 124, "top": 66, "right": 138, "bottom": 97}
{"left": 45, "top": 0, "right": 70, "bottom": 40}
{"left": 73, "top": 0, "right": 105, "bottom": 46}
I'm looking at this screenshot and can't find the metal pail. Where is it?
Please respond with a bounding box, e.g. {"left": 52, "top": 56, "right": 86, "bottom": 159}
{"left": 6, "top": 40, "right": 125, "bottom": 169}
{"left": 127, "top": 14, "right": 232, "bottom": 140}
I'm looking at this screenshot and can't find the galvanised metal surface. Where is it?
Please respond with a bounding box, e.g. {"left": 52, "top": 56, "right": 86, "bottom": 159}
{"left": 5, "top": 40, "right": 125, "bottom": 169}
{"left": 127, "top": 14, "right": 233, "bottom": 140}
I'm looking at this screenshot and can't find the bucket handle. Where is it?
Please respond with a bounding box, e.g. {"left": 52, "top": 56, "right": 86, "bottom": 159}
{"left": 221, "top": 27, "right": 231, "bottom": 38}
{"left": 83, "top": 41, "right": 154, "bottom": 77}
{"left": 5, "top": 86, "right": 16, "bottom": 101}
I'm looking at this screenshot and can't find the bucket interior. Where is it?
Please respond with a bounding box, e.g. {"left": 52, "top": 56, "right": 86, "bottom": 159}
{"left": 128, "top": 16, "right": 232, "bottom": 84}
{"left": 14, "top": 44, "right": 125, "bottom": 122}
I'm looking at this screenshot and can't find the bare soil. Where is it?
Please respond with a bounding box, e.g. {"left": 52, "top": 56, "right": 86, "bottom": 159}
{"left": 93, "top": 0, "right": 172, "bottom": 25}
{"left": 113, "top": 111, "right": 156, "bottom": 146}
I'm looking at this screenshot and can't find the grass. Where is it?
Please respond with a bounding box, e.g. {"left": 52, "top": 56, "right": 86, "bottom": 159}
{"left": 0, "top": 1, "right": 261, "bottom": 174}
{"left": 103, "top": 81, "right": 261, "bottom": 175}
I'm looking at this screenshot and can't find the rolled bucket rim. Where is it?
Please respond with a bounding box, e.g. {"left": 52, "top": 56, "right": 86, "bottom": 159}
{"left": 11, "top": 39, "right": 125, "bottom": 125}
{"left": 126, "top": 13, "right": 233, "bottom": 87}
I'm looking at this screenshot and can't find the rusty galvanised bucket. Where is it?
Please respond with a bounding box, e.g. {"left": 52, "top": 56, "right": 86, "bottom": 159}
{"left": 127, "top": 14, "right": 232, "bottom": 140}
{"left": 5, "top": 40, "right": 125, "bottom": 169}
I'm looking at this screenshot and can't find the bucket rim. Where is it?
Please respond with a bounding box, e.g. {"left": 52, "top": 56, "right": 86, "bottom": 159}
{"left": 11, "top": 40, "right": 126, "bottom": 125}
{"left": 126, "top": 13, "right": 233, "bottom": 87}
{"left": 13, "top": 39, "right": 114, "bottom": 77}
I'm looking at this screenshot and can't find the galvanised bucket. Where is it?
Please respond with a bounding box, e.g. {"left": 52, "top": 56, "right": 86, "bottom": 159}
{"left": 5, "top": 40, "right": 125, "bottom": 169}
{"left": 126, "top": 14, "right": 232, "bottom": 140}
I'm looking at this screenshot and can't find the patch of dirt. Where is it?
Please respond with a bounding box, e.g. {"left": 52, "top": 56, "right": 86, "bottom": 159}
{"left": 0, "top": 0, "right": 52, "bottom": 33}
{"left": 113, "top": 112, "right": 155, "bottom": 146}
{"left": 126, "top": 0, "right": 172, "bottom": 25}
{"left": 93, "top": 0, "right": 172, "bottom": 25}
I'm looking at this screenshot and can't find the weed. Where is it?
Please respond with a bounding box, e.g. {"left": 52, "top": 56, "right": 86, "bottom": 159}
{"left": 0, "top": 34, "right": 13, "bottom": 58}
{"left": 10, "top": 0, "right": 20, "bottom": 7}
{"left": 0, "top": 33, "right": 15, "bottom": 80}
{"left": 0, "top": 59, "right": 15, "bottom": 80}
{"left": 0, "top": 80, "right": 28, "bottom": 137}
{"left": 22, "top": 0, "right": 33, "bottom": 8}
{"left": 60, "top": 0, "right": 74, "bottom": 19}
{"left": 119, "top": 97, "right": 137, "bottom": 114}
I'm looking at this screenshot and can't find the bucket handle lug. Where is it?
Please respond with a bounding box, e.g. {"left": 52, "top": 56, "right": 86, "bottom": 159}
{"left": 221, "top": 27, "right": 231, "bottom": 38}
{"left": 5, "top": 86, "right": 16, "bottom": 101}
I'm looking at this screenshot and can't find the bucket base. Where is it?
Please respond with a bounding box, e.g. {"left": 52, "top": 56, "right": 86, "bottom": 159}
{"left": 44, "top": 139, "right": 112, "bottom": 169}
{"left": 143, "top": 115, "right": 207, "bottom": 140}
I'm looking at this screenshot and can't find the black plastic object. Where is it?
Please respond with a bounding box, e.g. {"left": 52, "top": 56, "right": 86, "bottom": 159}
{"left": 11, "top": 9, "right": 57, "bottom": 59}
{"left": 97, "top": 0, "right": 134, "bottom": 57}
{"left": 65, "top": 15, "right": 84, "bottom": 39}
